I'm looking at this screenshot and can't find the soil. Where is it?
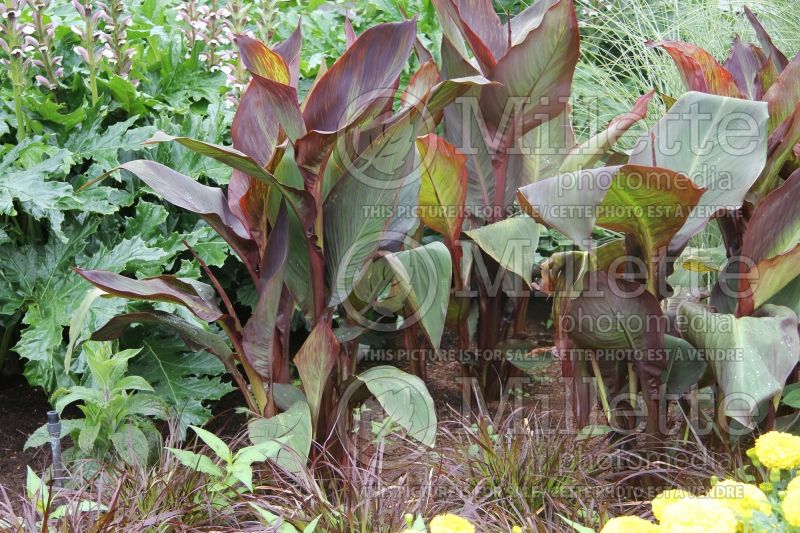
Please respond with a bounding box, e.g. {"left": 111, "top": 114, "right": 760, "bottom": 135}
{"left": 0, "top": 375, "right": 51, "bottom": 498}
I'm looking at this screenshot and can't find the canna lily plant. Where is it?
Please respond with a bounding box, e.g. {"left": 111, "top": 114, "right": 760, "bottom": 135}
{"left": 418, "top": 0, "right": 655, "bottom": 398}
{"left": 77, "top": 18, "right": 490, "bottom": 458}
{"left": 646, "top": 5, "right": 800, "bottom": 202}
{"left": 516, "top": 8, "right": 800, "bottom": 434}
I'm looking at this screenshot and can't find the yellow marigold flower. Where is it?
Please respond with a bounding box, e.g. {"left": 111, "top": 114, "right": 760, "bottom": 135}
{"left": 784, "top": 489, "right": 800, "bottom": 527}
{"left": 753, "top": 432, "right": 800, "bottom": 470}
{"left": 429, "top": 514, "right": 475, "bottom": 533}
{"left": 652, "top": 489, "right": 694, "bottom": 521}
{"left": 706, "top": 480, "right": 771, "bottom": 521}
{"left": 600, "top": 516, "right": 659, "bottom": 532}
{"left": 660, "top": 498, "right": 738, "bottom": 533}
{"left": 786, "top": 476, "right": 800, "bottom": 494}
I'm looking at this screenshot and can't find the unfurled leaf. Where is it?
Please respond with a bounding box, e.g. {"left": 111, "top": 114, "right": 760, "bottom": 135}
{"left": 432, "top": 0, "right": 506, "bottom": 71}
{"left": 743, "top": 167, "right": 800, "bottom": 262}
{"left": 594, "top": 165, "right": 705, "bottom": 287}
{"left": 565, "top": 273, "right": 667, "bottom": 431}
{"left": 248, "top": 76, "right": 306, "bottom": 143}
{"left": 293, "top": 321, "right": 338, "bottom": 434}
{"left": 355, "top": 366, "right": 437, "bottom": 447}
{"left": 678, "top": 303, "right": 800, "bottom": 426}
{"left": 480, "top": 0, "right": 579, "bottom": 136}
{"left": 763, "top": 53, "right": 800, "bottom": 131}
{"left": 465, "top": 215, "right": 541, "bottom": 285}
{"left": 274, "top": 21, "right": 302, "bottom": 87}
{"left": 754, "top": 103, "right": 800, "bottom": 199}
{"left": 723, "top": 37, "right": 772, "bottom": 100}
{"left": 416, "top": 134, "right": 467, "bottom": 244}
{"left": 515, "top": 109, "right": 576, "bottom": 184}
{"left": 144, "top": 134, "right": 315, "bottom": 230}
{"left": 628, "top": 92, "right": 768, "bottom": 252}
{"left": 92, "top": 311, "right": 233, "bottom": 363}
{"left": 401, "top": 61, "right": 441, "bottom": 110}
{"left": 384, "top": 241, "right": 453, "bottom": 349}
{"left": 297, "top": 19, "right": 416, "bottom": 170}
{"left": 248, "top": 401, "right": 312, "bottom": 473}
{"left": 424, "top": 75, "right": 496, "bottom": 119}
{"left": 740, "top": 159, "right": 800, "bottom": 315}
{"left": 661, "top": 334, "right": 706, "bottom": 396}
{"left": 108, "top": 159, "right": 258, "bottom": 269}
{"left": 75, "top": 270, "right": 223, "bottom": 322}
{"left": 234, "top": 35, "right": 290, "bottom": 84}
{"left": 740, "top": 244, "right": 800, "bottom": 316}
{"left": 517, "top": 167, "right": 618, "bottom": 245}
{"left": 324, "top": 109, "right": 421, "bottom": 305}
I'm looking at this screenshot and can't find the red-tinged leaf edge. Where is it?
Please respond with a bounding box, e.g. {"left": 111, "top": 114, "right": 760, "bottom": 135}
{"left": 241, "top": 202, "right": 290, "bottom": 379}
{"left": 75, "top": 269, "right": 224, "bottom": 322}
{"left": 234, "top": 34, "right": 290, "bottom": 84}
{"left": 744, "top": 6, "right": 789, "bottom": 72}
{"left": 647, "top": 40, "right": 743, "bottom": 98}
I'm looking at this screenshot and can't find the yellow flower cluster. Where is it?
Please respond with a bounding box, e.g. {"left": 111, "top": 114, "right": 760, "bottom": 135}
{"left": 659, "top": 498, "right": 739, "bottom": 533}
{"left": 784, "top": 489, "right": 800, "bottom": 527}
{"left": 600, "top": 464, "right": 800, "bottom": 533}
{"left": 751, "top": 431, "right": 800, "bottom": 470}
{"left": 706, "top": 480, "right": 771, "bottom": 521}
{"left": 429, "top": 514, "right": 476, "bottom": 533}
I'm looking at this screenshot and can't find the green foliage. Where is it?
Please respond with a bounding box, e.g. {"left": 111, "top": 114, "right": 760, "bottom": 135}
{"left": 168, "top": 424, "right": 286, "bottom": 495}
{"left": 25, "top": 342, "right": 165, "bottom": 466}
{"left": 0, "top": 0, "right": 238, "bottom": 430}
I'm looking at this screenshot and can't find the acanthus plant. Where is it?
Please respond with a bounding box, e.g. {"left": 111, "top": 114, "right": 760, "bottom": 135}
{"left": 27, "top": 0, "right": 64, "bottom": 91}
{"left": 77, "top": 18, "right": 490, "bottom": 459}
{"left": 0, "top": 0, "right": 37, "bottom": 140}
{"left": 419, "top": 0, "right": 655, "bottom": 398}
{"left": 516, "top": 7, "right": 800, "bottom": 436}
{"left": 97, "top": 0, "right": 135, "bottom": 80}
{"left": 71, "top": 0, "right": 105, "bottom": 104}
